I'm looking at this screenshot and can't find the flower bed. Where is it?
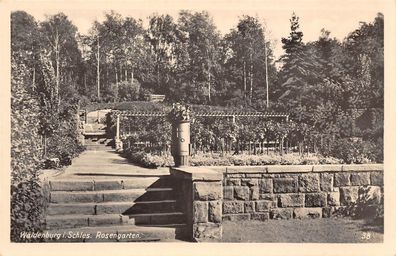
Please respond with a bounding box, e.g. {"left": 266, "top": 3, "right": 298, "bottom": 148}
{"left": 123, "top": 151, "right": 342, "bottom": 168}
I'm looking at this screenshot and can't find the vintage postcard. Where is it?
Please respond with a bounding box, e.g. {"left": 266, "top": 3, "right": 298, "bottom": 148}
{"left": 1, "top": 0, "right": 395, "bottom": 255}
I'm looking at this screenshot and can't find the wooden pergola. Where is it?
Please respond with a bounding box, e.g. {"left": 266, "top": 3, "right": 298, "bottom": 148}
{"left": 111, "top": 110, "right": 289, "bottom": 150}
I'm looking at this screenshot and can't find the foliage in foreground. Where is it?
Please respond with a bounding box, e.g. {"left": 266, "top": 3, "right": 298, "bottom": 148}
{"left": 11, "top": 54, "right": 44, "bottom": 242}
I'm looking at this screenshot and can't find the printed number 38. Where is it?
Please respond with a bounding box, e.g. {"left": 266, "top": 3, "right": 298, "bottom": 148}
{"left": 361, "top": 232, "right": 371, "bottom": 240}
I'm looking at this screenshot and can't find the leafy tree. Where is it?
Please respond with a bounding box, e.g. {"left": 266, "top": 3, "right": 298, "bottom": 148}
{"left": 177, "top": 11, "right": 222, "bottom": 103}
{"left": 222, "top": 16, "right": 276, "bottom": 108}
{"left": 146, "top": 14, "right": 184, "bottom": 95}
{"left": 40, "top": 13, "right": 83, "bottom": 104}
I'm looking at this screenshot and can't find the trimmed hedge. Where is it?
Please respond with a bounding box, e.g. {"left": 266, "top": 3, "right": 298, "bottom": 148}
{"left": 11, "top": 55, "right": 45, "bottom": 241}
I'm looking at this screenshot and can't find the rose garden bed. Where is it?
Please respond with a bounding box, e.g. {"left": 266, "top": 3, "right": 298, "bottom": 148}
{"left": 123, "top": 151, "right": 343, "bottom": 169}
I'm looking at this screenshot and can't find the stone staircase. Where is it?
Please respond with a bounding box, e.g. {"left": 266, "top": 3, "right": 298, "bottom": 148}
{"left": 84, "top": 137, "right": 113, "bottom": 151}
{"left": 43, "top": 120, "right": 188, "bottom": 242}
{"left": 45, "top": 176, "right": 187, "bottom": 242}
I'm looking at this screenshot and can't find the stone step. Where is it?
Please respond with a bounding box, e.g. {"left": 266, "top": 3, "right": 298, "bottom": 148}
{"left": 85, "top": 146, "right": 113, "bottom": 152}
{"left": 44, "top": 224, "right": 187, "bottom": 242}
{"left": 49, "top": 177, "right": 171, "bottom": 191}
{"left": 46, "top": 214, "right": 130, "bottom": 230}
{"left": 47, "top": 200, "right": 178, "bottom": 215}
{"left": 129, "top": 212, "right": 186, "bottom": 225}
{"left": 50, "top": 188, "right": 175, "bottom": 203}
{"left": 97, "top": 138, "right": 107, "bottom": 144}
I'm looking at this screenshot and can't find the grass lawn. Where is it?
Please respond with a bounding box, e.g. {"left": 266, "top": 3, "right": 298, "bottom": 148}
{"left": 222, "top": 218, "right": 383, "bottom": 243}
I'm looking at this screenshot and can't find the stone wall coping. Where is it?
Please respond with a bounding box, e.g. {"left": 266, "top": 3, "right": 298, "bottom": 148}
{"left": 170, "top": 167, "right": 223, "bottom": 181}
{"left": 212, "top": 164, "right": 383, "bottom": 174}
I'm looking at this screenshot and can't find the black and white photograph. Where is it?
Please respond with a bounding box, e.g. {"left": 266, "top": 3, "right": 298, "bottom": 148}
{"left": 1, "top": 0, "right": 395, "bottom": 255}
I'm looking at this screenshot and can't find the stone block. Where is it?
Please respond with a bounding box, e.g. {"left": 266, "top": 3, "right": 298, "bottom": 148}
{"left": 340, "top": 187, "right": 359, "bottom": 205}
{"left": 260, "top": 194, "right": 277, "bottom": 201}
{"left": 193, "top": 223, "right": 222, "bottom": 241}
{"left": 256, "top": 200, "right": 276, "bottom": 212}
{"left": 226, "top": 179, "right": 241, "bottom": 186}
{"left": 50, "top": 181, "right": 93, "bottom": 191}
{"left": 94, "top": 181, "right": 123, "bottom": 191}
{"left": 194, "top": 181, "right": 222, "bottom": 201}
{"left": 226, "top": 173, "right": 245, "bottom": 178}
{"left": 208, "top": 201, "right": 222, "bottom": 223}
{"left": 327, "top": 191, "right": 340, "bottom": 206}
{"left": 222, "top": 214, "right": 250, "bottom": 221}
{"left": 193, "top": 201, "right": 208, "bottom": 223}
{"left": 234, "top": 186, "right": 250, "bottom": 200}
{"left": 320, "top": 173, "right": 334, "bottom": 192}
{"left": 299, "top": 174, "right": 320, "bottom": 192}
{"left": 273, "top": 178, "right": 298, "bottom": 193}
{"left": 279, "top": 194, "right": 304, "bottom": 207}
{"left": 270, "top": 208, "right": 293, "bottom": 220}
{"left": 223, "top": 201, "right": 244, "bottom": 214}
{"left": 370, "top": 172, "right": 383, "bottom": 186}
{"left": 250, "top": 187, "right": 259, "bottom": 200}
{"left": 305, "top": 193, "right": 327, "bottom": 207}
{"left": 244, "top": 201, "right": 255, "bottom": 213}
{"left": 251, "top": 212, "right": 270, "bottom": 221}
{"left": 294, "top": 208, "right": 322, "bottom": 219}
{"left": 334, "top": 173, "right": 350, "bottom": 187}
{"left": 259, "top": 178, "right": 273, "bottom": 193}
{"left": 223, "top": 186, "right": 234, "bottom": 200}
{"left": 241, "top": 178, "right": 258, "bottom": 187}
{"left": 350, "top": 172, "right": 370, "bottom": 186}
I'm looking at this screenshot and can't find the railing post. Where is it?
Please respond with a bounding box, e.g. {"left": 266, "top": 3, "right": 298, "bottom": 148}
{"left": 115, "top": 113, "right": 123, "bottom": 151}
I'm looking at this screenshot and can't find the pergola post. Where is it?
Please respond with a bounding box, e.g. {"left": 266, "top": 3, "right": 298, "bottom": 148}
{"left": 115, "top": 113, "right": 123, "bottom": 151}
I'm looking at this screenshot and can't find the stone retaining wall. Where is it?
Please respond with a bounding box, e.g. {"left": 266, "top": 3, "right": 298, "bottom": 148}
{"left": 171, "top": 164, "right": 383, "bottom": 242}
{"left": 222, "top": 164, "right": 383, "bottom": 221}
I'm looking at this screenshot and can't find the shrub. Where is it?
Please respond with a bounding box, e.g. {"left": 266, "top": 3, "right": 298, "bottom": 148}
{"left": 44, "top": 104, "right": 85, "bottom": 167}
{"left": 320, "top": 138, "right": 383, "bottom": 164}
{"left": 117, "top": 80, "right": 141, "bottom": 101}
{"left": 355, "top": 186, "right": 384, "bottom": 221}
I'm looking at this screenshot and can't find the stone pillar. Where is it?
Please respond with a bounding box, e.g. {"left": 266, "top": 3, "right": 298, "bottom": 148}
{"left": 115, "top": 114, "right": 123, "bottom": 151}
{"left": 171, "top": 167, "right": 223, "bottom": 242}
{"left": 169, "top": 104, "right": 191, "bottom": 167}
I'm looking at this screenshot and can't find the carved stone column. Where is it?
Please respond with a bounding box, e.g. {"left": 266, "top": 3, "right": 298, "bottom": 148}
{"left": 169, "top": 103, "right": 191, "bottom": 167}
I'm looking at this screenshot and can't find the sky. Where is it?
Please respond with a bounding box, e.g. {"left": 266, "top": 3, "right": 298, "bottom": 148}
{"left": 10, "top": 0, "right": 385, "bottom": 59}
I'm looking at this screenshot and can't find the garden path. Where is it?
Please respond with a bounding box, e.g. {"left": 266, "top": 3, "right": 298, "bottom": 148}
{"left": 52, "top": 149, "right": 170, "bottom": 180}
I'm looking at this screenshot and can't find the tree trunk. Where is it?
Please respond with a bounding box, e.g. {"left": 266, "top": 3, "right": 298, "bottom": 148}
{"left": 55, "top": 29, "right": 60, "bottom": 107}
{"left": 84, "top": 73, "right": 87, "bottom": 93}
{"left": 250, "top": 54, "right": 253, "bottom": 104}
{"left": 266, "top": 139, "right": 269, "bottom": 155}
{"left": 97, "top": 36, "right": 100, "bottom": 99}
{"left": 208, "top": 69, "right": 211, "bottom": 102}
{"left": 264, "top": 41, "right": 269, "bottom": 109}
{"left": 243, "top": 60, "right": 246, "bottom": 99}
{"left": 115, "top": 67, "right": 119, "bottom": 102}
{"left": 280, "top": 137, "right": 284, "bottom": 156}
{"left": 32, "top": 68, "right": 36, "bottom": 88}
